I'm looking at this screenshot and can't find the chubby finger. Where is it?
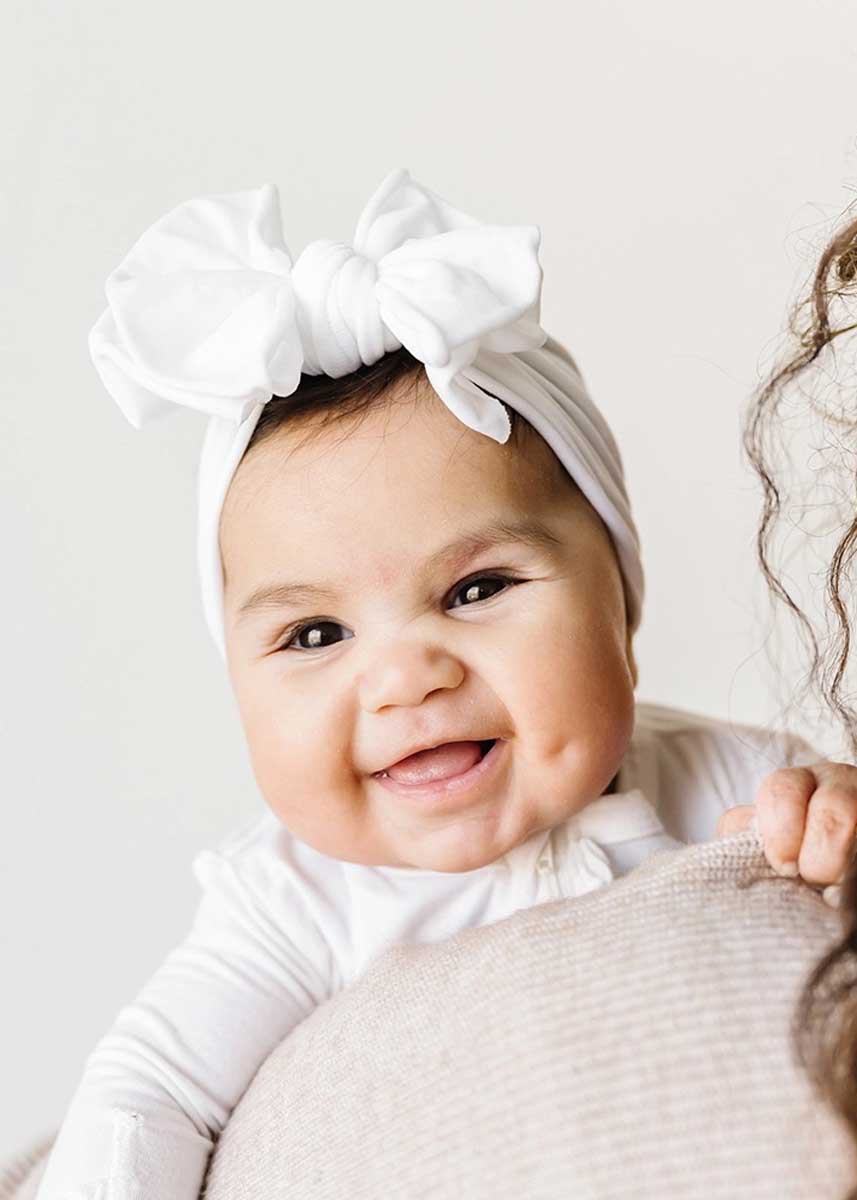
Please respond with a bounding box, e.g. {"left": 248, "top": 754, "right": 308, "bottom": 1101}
{"left": 796, "top": 763, "right": 857, "bottom": 886}
{"left": 716, "top": 805, "right": 756, "bottom": 837}
{"left": 755, "top": 767, "right": 816, "bottom": 874}
{"left": 823, "top": 884, "right": 843, "bottom": 909}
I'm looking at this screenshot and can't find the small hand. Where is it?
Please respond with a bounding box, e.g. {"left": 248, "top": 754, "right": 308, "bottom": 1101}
{"left": 716, "top": 762, "right": 857, "bottom": 908}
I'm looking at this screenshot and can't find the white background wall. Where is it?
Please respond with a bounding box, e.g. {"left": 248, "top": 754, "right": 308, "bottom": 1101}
{"left": 3, "top": 0, "right": 857, "bottom": 1158}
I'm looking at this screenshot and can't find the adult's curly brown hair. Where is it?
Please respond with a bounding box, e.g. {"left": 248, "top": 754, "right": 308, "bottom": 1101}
{"left": 744, "top": 212, "right": 857, "bottom": 756}
{"left": 743, "top": 208, "right": 857, "bottom": 1195}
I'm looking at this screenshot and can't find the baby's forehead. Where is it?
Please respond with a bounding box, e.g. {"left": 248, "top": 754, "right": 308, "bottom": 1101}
{"left": 223, "top": 394, "right": 570, "bottom": 534}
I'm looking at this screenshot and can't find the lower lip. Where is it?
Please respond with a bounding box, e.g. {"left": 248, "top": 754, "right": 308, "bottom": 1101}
{"left": 371, "top": 738, "right": 509, "bottom": 805}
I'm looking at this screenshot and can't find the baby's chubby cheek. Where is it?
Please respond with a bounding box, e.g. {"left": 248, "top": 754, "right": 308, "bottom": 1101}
{"left": 510, "top": 626, "right": 636, "bottom": 818}
{"left": 237, "top": 704, "right": 358, "bottom": 837}
{"left": 522, "top": 692, "right": 634, "bottom": 826}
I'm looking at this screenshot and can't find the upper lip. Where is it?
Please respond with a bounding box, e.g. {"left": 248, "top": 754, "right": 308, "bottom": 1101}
{"left": 371, "top": 736, "right": 499, "bottom": 777}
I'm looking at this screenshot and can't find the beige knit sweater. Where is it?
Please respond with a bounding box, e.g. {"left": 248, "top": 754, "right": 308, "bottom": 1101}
{"left": 6, "top": 831, "right": 857, "bottom": 1199}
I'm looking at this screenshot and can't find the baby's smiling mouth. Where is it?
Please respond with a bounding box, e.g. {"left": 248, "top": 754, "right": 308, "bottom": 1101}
{"left": 373, "top": 739, "right": 497, "bottom": 784}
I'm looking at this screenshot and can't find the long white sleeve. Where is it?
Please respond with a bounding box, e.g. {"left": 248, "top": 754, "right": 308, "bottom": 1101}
{"left": 35, "top": 838, "right": 335, "bottom": 1200}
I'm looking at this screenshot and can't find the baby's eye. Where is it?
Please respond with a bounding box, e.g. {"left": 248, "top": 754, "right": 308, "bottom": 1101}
{"left": 280, "top": 620, "right": 350, "bottom": 653}
{"left": 276, "top": 574, "right": 518, "bottom": 654}
{"left": 448, "top": 573, "right": 515, "bottom": 609}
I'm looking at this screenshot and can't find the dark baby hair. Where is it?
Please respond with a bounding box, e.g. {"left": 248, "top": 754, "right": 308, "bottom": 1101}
{"left": 244, "top": 345, "right": 529, "bottom": 458}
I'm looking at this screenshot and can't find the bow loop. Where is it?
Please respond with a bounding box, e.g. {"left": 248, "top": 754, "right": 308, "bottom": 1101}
{"left": 348, "top": 169, "right": 548, "bottom": 440}
{"left": 351, "top": 166, "right": 482, "bottom": 259}
{"left": 89, "top": 184, "right": 303, "bottom": 429}
{"left": 376, "top": 224, "right": 544, "bottom": 365}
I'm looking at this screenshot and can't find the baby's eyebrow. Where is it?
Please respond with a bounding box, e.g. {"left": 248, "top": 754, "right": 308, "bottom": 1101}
{"left": 235, "top": 516, "right": 564, "bottom": 623}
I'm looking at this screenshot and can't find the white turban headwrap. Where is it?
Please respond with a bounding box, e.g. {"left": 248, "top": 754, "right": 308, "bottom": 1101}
{"left": 89, "top": 167, "right": 643, "bottom": 662}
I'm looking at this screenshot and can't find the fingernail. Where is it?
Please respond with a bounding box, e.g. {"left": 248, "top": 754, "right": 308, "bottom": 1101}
{"left": 773, "top": 860, "right": 800, "bottom": 877}
{"left": 823, "top": 885, "right": 842, "bottom": 909}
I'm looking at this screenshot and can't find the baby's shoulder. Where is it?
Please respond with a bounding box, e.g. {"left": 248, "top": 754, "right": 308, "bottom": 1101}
{"left": 628, "top": 701, "right": 819, "bottom": 843}
{"left": 633, "top": 699, "right": 816, "bottom": 756}
{"left": 191, "top": 809, "right": 348, "bottom": 925}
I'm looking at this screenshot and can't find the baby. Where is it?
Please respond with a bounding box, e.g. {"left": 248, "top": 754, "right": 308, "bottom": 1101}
{"left": 34, "top": 168, "right": 857, "bottom": 1200}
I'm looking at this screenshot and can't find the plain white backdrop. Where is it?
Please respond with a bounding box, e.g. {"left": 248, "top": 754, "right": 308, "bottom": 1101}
{"left": 3, "top": 0, "right": 857, "bottom": 1157}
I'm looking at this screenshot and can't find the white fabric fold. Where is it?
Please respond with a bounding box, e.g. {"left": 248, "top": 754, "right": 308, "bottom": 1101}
{"left": 568, "top": 837, "right": 616, "bottom": 894}
{"left": 88, "top": 166, "right": 644, "bottom": 660}
{"left": 552, "top": 787, "right": 681, "bottom": 898}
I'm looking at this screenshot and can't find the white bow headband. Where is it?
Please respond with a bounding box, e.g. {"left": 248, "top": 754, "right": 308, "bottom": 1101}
{"left": 89, "top": 167, "right": 644, "bottom": 660}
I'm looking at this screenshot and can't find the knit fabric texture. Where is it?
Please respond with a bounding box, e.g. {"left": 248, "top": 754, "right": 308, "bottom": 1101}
{"left": 7, "top": 830, "right": 857, "bottom": 1199}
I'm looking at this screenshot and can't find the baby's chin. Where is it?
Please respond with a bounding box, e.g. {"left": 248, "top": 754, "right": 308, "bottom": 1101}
{"left": 389, "top": 835, "right": 516, "bottom": 874}
{"left": 364, "top": 801, "right": 559, "bottom": 874}
{"left": 371, "top": 770, "right": 619, "bottom": 874}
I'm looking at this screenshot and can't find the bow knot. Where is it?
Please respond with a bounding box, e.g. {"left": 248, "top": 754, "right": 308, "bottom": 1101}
{"left": 292, "top": 239, "right": 395, "bottom": 378}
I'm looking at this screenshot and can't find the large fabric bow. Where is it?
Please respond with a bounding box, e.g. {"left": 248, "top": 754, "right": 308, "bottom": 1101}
{"left": 89, "top": 167, "right": 548, "bottom": 444}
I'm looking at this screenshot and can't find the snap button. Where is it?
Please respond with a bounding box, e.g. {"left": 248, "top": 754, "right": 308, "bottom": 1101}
{"left": 537, "top": 856, "right": 552, "bottom": 874}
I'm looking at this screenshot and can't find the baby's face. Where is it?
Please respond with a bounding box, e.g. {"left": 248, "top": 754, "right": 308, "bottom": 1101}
{"left": 220, "top": 383, "right": 636, "bottom": 872}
